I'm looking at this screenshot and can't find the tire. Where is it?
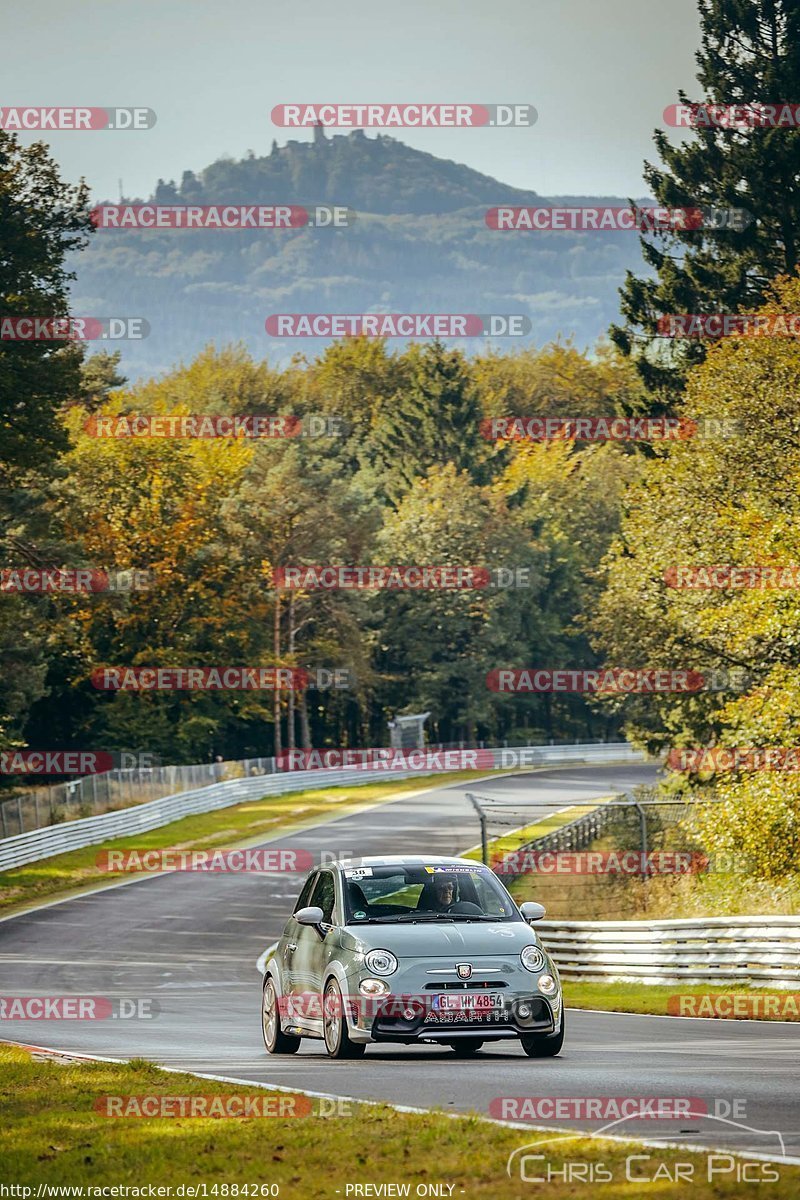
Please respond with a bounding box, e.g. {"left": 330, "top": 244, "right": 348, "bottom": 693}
{"left": 520, "top": 1008, "right": 565, "bottom": 1058}
{"left": 323, "top": 978, "right": 366, "bottom": 1059}
{"left": 447, "top": 1039, "right": 484, "bottom": 1056}
{"left": 262, "top": 976, "right": 301, "bottom": 1054}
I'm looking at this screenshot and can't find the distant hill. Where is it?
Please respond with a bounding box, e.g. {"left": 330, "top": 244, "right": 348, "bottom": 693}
{"left": 71, "top": 130, "right": 651, "bottom": 377}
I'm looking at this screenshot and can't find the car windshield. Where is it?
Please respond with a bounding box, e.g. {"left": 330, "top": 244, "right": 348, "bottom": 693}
{"left": 342, "top": 864, "right": 519, "bottom": 924}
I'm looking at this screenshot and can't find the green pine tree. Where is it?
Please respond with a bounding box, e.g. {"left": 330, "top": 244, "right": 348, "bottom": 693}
{"left": 369, "top": 341, "right": 485, "bottom": 503}
{"left": 0, "top": 129, "right": 93, "bottom": 471}
{"left": 611, "top": 0, "right": 800, "bottom": 409}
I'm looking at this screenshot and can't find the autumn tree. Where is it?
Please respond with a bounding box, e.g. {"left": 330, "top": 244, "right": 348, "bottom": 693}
{"left": 596, "top": 274, "right": 800, "bottom": 878}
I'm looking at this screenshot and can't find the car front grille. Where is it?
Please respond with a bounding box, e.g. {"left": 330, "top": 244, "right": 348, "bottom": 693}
{"left": 422, "top": 980, "right": 508, "bottom": 990}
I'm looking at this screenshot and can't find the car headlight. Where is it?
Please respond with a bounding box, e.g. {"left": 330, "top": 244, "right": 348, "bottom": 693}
{"left": 520, "top": 945, "right": 546, "bottom": 972}
{"left": 365, "top": 949, "right": 398, "bottom": 976}
{"left": 538, "top": 973, "right": 557, "bottom": 995}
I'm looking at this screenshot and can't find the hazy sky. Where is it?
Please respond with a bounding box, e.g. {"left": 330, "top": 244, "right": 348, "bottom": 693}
{"left": 4, "top": 0, "right": 702, "bottom": 200}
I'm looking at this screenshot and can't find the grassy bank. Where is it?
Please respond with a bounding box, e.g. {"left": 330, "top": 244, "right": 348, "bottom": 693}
{"left": 509, "top": 856, "right": 800, "bottom": 921}
{"left": 1, "top": 1044, "right": 795, "bottom": 1198}
{"left": 564, "top": 980, "right": 800, "bottom": 1020}
{"left": 0, "top": 769, "right": 489, "bottom": 917}
{"left": 476, "top": 801, "right": 800, "bottom": 921}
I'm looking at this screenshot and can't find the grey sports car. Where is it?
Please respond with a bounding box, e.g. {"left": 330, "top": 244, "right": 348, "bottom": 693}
{"left": 261, "top": 854, "right": 564, "bottom": 1059}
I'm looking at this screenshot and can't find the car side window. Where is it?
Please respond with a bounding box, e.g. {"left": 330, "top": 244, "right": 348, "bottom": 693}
{"left": 293, "top": 871, "right": 318, "bottom": 914}
{"left": 472, "top": 872, "right": 513, "bottom": 917}
{"left": 311, "top": 870, "right": 336, "bottom": 924}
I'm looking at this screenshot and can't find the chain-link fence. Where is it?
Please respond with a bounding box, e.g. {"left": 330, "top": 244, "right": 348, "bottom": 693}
{"left": 0, "top": 757, "right": 275, "bottom": 839}
{"left": 466, "top": 785, "right": 722, "bottom": 919}
{"left": 0, "top": 736, "right": 624, "bottom": 840}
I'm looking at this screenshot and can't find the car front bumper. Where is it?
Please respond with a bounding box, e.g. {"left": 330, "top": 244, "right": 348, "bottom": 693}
{"left": 369, "top": 993, "right": 559, "bottom": 1043}
{"left": 343, "top": 958, "right": 562, "bottom": 1044}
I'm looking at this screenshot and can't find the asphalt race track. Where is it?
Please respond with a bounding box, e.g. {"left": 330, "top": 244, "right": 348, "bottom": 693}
{"left": 2, "top": 763, "right": 799, "bottom": 1162}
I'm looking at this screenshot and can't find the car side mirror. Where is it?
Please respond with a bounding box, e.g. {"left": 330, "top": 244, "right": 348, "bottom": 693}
{"left": 295, "top": 905, "right": 324, "bottom": 926}
{"left": 520, "top": 901, "right": 546, "bottom": 922}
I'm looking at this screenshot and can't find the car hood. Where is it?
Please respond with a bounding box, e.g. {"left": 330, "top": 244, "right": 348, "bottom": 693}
{"left": 340, "top": 920, "right": 538, "bottom": 958}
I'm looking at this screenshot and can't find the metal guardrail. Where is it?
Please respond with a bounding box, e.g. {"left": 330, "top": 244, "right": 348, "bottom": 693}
{"left": 0, "top": 740, "right": 640, "bottom": 838}
{"left": 538, "top": 916, "right": 800, "bottom": 987}
{"left": 0, "top": 742, "right": 643, "bottom": 871}
{"left": 0, "top": 757, "right": 276, "bottom": 839}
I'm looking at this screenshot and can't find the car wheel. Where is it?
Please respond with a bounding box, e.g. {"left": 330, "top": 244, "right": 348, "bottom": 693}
{"left": 323, "top": 979, "right": 366, "bottom": 1059}
{"left": 520, "top": 1009, "right": 565, "bottom": 1057}
{"left": 447, "top": 1039, "right": 484, "bottom": 1056}
{"left": 262, "top": 977, "right": 301, "bottom": 1054}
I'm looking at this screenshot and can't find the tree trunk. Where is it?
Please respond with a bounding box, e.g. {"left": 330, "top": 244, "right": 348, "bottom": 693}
{"left": 287, "top": 593, "right": 296, "bottom": 752}
{"left": 273, "top": 592, "right": 282, "bottom": 758}
{"left": 299, "top": 689, "right": 312, "bottom": 750}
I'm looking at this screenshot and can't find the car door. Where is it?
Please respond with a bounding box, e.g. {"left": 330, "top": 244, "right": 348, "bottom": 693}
{"left": 288, "top": 868, "right": 341, "bottom": 1030}
{"left": 286, "top": 868, "right": 340, "bottom": 1027}
{"left": 280, "top": 869, "right": 318, "bottom": 1014}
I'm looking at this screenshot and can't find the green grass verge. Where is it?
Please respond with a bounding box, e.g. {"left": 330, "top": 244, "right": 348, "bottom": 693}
{"left": 0, "top": 770, "right": 489, "bottom": 918}
{"left": 1, "top": 1044, "right": 795, "bottom": 1197}
{"left": 564, "top": 980, "right": 800, "bottom": 1020}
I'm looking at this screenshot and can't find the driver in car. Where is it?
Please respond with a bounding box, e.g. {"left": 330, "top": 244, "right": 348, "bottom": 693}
{"left": 430, "top": 874, "right": 457, "bottom": 910}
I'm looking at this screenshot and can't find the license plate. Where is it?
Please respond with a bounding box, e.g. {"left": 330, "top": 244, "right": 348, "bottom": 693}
{"left": 432, "top": 992, "right": 502, "bottom": 1012}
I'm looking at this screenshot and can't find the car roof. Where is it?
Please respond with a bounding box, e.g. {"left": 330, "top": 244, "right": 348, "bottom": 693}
{"left": 329, "top": 855, "right": 482, "bottom": 869}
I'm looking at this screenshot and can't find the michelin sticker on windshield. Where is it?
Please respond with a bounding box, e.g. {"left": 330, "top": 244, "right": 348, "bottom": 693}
{"left": 427, "top": 865, "right": 485, "bottom": 874}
